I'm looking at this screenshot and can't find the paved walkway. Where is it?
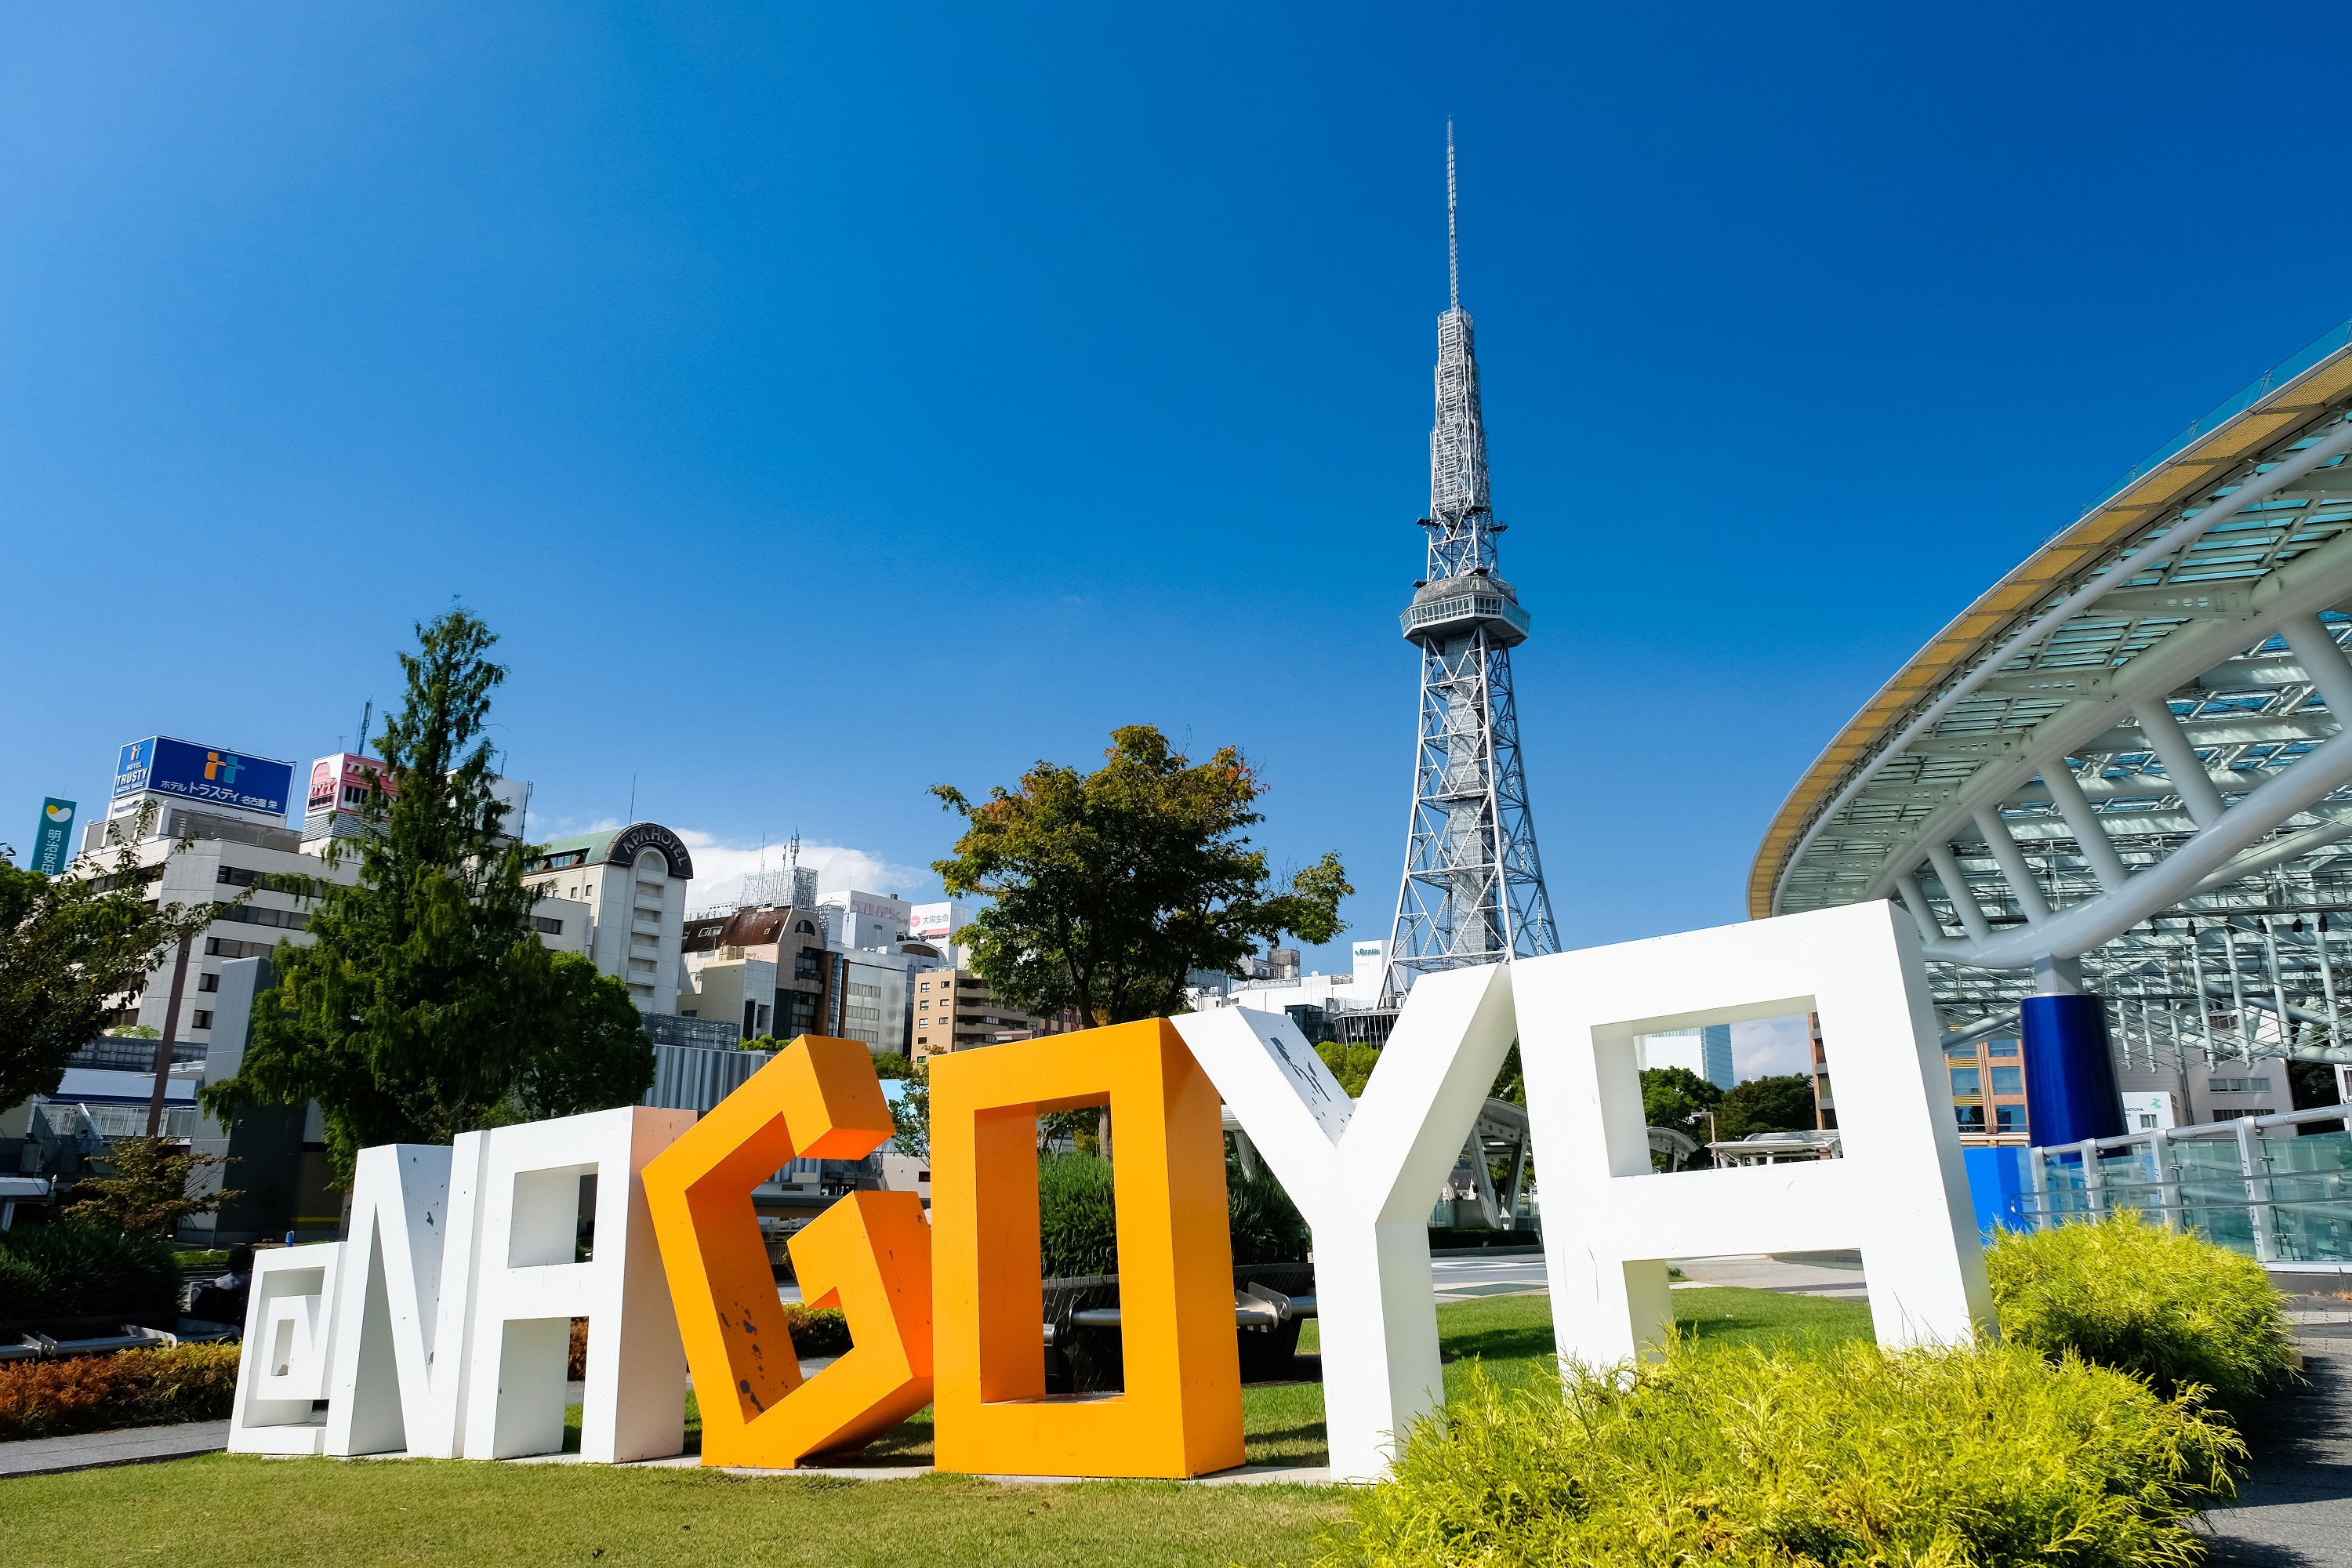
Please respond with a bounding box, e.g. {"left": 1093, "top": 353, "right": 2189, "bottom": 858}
{"left": 2205, "top": 1347, "right": 2352, "bottom": 1566}
{"left": 0, "top": 1419, "right": 230, "bottom": 1479}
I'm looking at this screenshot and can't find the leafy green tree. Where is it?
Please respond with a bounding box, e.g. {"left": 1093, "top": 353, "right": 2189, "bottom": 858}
{"left": 1715, "top": 1073, "right": 1819, "bottom": 1140}
{"left": 869, "top": 1052, "right": 913, "bottom": 1080}
{"left": 205, "top": 610, "right": 653, "bottom": 1178}
{"left": 1316, "top": 1041, "right": 1382, "bottom": 1098}
{"left": 512, "top": 953, "right": 663, "bottom": 1123}
{"left": 0, "top": 818, "right": 212, "bottom": 1112}
{"left": 1640, "top": 1066, "right": 1724, "bottom": 1139}
{"left": 931, "top": 725, "right": 1350, "bottom": 1026}
{"left": 890, "top": 1064, "right": 929, "bottom": 1159}
{"left": 64, "top": 1137, "right": 240, "bottom": 1237}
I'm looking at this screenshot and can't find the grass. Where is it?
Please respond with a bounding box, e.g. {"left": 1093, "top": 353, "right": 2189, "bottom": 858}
{"left": 559, "top": 1287, "right": 1874, "bottom": 1468}
{"left": 0, "top": 1288, "right": 1878, "bottom": 1568}
{"left": 4, "top": 1457, "right": 1348, "bottom": 1568}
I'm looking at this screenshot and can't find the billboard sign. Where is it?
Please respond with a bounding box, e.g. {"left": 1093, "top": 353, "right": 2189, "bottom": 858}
{"left": 113, "top": 736, "right": 294, "bottom": 820}
{"left": 307, "top": 753, "right": 395, "bottom": 816}
{"left": 31, "top": 798, "right": 75, "bottom": 874}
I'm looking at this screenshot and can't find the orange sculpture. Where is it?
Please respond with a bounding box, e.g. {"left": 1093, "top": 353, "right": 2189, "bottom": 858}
{"left": 643, "top": 1036, "right": 933, "bottom": 1468}
{"left": 929, "top": 1018, "right": 1244, "bottom": 1478}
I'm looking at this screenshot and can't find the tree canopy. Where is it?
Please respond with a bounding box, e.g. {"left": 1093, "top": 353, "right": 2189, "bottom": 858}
{"left": 1715, "top": 1073, "right": 1820, "bottom": 1139}
{"left": 1639, "top": 1065, "right": 1724, "bottom": 1140}
{"left": 931, "top": 725, "right": 1350, "bottom": 1026}
{"left": 0, "top": 816, "right": 211, "bottom": 1111}
{"left": 204, "top": 610, "right": 654, "bottom": 1178}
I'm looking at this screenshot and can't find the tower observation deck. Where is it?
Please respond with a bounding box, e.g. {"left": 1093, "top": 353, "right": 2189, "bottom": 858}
{"left": 1384, "top": 127, "right": 1559, "bottom": 1001}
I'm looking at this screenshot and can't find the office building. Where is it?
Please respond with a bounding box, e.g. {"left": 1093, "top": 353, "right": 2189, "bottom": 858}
{"left": 677, "top": 903, "right": 834, "bottom": 1041}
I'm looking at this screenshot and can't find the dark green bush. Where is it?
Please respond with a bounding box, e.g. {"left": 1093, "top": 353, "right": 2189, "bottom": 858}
{"left": 1332, "top": 1338, "right": 2241, "bottom": 1567}
{"left": 1039, "top": 1152, "right": 1120, "bottom": 1279}
{"left": 0, "top": 1221, "right": 182, "bottom": 1320}
{"left": 1037, "top": 1152, "right": 1310, "bottom": 1278}
{"left": 1228, "top": 1166, "right": 1308, "bottom": 1265}
{"left": 1988, "top": 1209, "right": 2294, "bottom": 1405}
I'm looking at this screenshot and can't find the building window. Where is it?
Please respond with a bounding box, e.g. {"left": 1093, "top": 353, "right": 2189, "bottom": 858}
{"left": 191, "top": 1010, "right": 213, "bottom": 1029}
{"left": 1995, "top": 1105, "right": 2026, "bottom": 1134}
{"left": 919, "top": 1000, "right": 930, "bottom": 1010}
{"left": 213, "top": 902, "right": 307, "bottom": 931}
{"left": 1955, "top": 1105, "right": 1987, "bottom": 1131}
{"left": 1990, "top": 1065, "right": 2023, "bottom": 1097}
{"left": 1988, "top": 1039, "right": 2020, "bottom": 1058}
{"left": 795, "top": 952, "right": 822, "bottom": 981}
{"left": 197, "top": 972, "right": 220, "bottom": 993}
{"left": 1949, "top": 1067, "right": 1981, "bottom": 1097}
{"left": 205, "top": 936, "right": 272, "bottom": 960}
{"left": 629, "top": 957, "right": 658, "bottom": 974}
{"left": 216, "top": 866, "right": 260, "bottom": 887}
{"left": 2210, "top": 1076, "right": 2274, "bottom": 1094}
{"left": 533, "top": 916, "right": 564, "bottom": 935}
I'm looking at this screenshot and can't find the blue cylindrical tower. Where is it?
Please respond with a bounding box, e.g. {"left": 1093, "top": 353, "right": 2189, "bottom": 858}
{"left": 2020, "top": 993, "right": 2125, "bottom": 1146}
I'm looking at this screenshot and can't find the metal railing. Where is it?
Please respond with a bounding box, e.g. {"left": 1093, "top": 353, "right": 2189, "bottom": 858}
{"left": 2014, "top": 1106, "right": 2352, "bottom": 1264}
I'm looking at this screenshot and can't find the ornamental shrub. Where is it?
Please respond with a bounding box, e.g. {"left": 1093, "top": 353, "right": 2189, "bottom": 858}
{"left": 1039, "top": 1152, "right": 1120, "bottom": 1279}
{"left": 1037, "top": 1152, "right": 1312, "bottom": 1278}
{"left": 1331, "top": 1337, "right": 2241, "bottom": 1568}
{"left": 1229, "top": 1165, "right": 1308, "bottom": 1265}
{"left": 0, "top": 1341, "right": 240, "bottom": 1441}
{"left": 0, "top": 1219, "right": 182, "bottom": 1321}
{"left": 1987, "top": 1209, "right": 2294, "bottom": 1405}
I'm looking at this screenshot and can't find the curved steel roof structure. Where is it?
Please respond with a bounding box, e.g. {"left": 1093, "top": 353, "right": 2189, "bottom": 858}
{"left": 1754, "top": 319, "right": 2352, "bottom": 1064}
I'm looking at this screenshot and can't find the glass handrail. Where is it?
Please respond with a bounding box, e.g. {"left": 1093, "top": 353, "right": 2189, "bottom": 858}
{"left": 2083, "top": 317, "right": 2352, "bottom": 515}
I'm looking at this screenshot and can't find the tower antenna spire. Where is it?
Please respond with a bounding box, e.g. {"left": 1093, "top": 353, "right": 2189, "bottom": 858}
{"left": 1446, "top": 118, "right": 1460, "bottom": 311}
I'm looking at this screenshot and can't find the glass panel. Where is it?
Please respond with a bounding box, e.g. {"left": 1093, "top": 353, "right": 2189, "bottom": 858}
{"left": 1991, "top": 1066, "right": 2024, "bottom": 1096}
{"left": 1995, "top": 1105, "right": 2027, "bottom": 1134}
{"left": 1950, "top": 1067, "right": 1981, "bottom": 1096}
{"left": 1955, "top": 1105, "right": 1986, "bottom": 1131}
{"left": 1987, "top": 1039, "right": 2020, "bottom": 1058}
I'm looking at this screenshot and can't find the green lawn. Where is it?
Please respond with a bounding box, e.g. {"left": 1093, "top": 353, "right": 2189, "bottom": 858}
{"left": 564, "top": 1287, "right": 1873, "bottom": 1467}
{"left": 5, "top": 1288, "right": 1875, "bottom": 1568}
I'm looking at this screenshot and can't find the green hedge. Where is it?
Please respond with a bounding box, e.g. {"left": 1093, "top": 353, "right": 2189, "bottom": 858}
{"left": 1334, "top": 1338, "right": 2241, "bottom": 1567}
{"left": 0, "top": 1221, "right": 183, "bottom": 1322}
{"left": 1036, "top": 1152, "right": 1309, "bottom": 1279}
{"left": 1987, "top": 1209, "right": 2294, "bottom": 1405}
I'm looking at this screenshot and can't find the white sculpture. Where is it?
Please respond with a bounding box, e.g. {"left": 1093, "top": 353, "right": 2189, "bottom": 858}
{"left": 1172, "top": 962, "right": 1517, "bottom": 1483}
{"left": 1512, "top": 900, "right": 1992, "bottom": 1368}
{"left": 227, "top": 1241, "right": 343, "bottom": 1454}
{"left": 323, "top": 1138, "right": 485, "bottom": 1458}
{"left": 458, "top": 1105, "right": 694, "bottom": 1461}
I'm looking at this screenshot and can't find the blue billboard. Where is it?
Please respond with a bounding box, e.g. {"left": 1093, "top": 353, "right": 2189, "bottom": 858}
{"left": 113, "top": 736, "right": 295, "bottom": 820}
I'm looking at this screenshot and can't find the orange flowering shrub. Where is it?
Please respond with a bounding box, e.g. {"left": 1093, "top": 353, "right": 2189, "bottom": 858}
{"left": 0, "top": 1341, "right": 240, "bottom": 1442}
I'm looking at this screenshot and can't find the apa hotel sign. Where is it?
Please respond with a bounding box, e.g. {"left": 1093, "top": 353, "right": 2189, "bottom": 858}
{"left": 228, "top": 902, "right": 1990, "bottom": 1482}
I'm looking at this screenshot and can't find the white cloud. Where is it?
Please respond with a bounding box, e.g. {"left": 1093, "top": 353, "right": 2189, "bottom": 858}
{"left": 670, "top": 828, "right": 934, "bottom": 912}
{"left": 1730, "top": 1014, "right": 1814, "bottom": 1080}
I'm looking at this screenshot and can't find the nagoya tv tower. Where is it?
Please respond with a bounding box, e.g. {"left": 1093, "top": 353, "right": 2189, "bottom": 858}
{"left": 1385, "top": 124, "right": 1558, "bottom": 1000}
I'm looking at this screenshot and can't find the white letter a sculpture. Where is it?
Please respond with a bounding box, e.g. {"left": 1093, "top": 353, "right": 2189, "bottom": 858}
{"left": 1173, "top": 962, "right": 1516, "bottom": 1483}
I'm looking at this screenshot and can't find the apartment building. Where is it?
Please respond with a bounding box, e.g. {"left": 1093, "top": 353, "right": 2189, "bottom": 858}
{"left": 912, "top": 968, "right": 1073, "bottom": 1062}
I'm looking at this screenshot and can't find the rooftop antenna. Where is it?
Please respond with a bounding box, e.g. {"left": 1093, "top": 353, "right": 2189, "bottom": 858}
{"left": 1446, "top": 118, "right": 1460, "bottom": 312}
{"left": 627, "top": 775, "right": 637, "bottom": 823}
{"left": 355, "top": 699, "right": 373, "bottom": 757}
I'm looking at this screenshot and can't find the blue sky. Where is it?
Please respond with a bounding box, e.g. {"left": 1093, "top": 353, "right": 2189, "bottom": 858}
{"left": 6, "top": 4, "right": 2352, "bottom": 978}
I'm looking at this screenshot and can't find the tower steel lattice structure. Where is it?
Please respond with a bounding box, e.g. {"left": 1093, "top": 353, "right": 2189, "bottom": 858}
{"left": 1385, "top": 126, "right": 1558, "bottom": 1001}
